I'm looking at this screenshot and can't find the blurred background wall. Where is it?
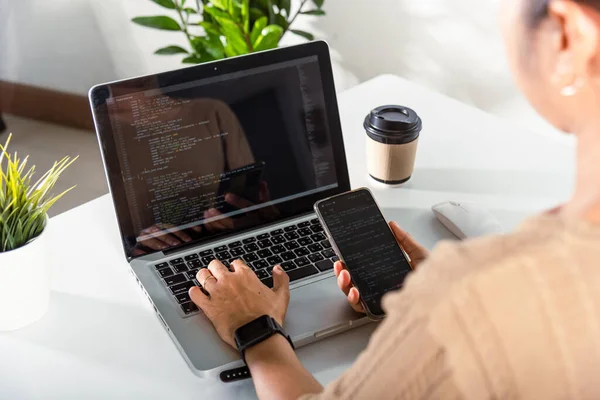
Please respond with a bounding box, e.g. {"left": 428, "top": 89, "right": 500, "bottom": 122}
{"left": 0, "top": 0, "right": 567, "bottom": 214}
{"left": 0, "top": 0, "right": 559, "bottom": 134}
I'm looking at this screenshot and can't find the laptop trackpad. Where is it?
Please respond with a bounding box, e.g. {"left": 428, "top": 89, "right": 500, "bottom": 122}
{"left": 284, "top": 275, "right": 367, "bottom": 342}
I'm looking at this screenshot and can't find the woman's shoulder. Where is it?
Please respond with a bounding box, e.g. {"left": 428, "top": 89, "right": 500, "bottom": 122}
{"left": 425, "top": 213, "right": 599, "bottom": 275}
{"left": 384, "top": 215, "right": 600, "bottom": 397}
{"left": 385, "top": 214, "right": 595, "bottom": 314}
{"left": 416, "top": 214, "right": 569, "bottom": 278}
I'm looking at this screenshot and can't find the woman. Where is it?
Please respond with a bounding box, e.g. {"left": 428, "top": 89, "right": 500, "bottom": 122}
{"left": 189, "top": 0, "right": 600, "bottom": 398}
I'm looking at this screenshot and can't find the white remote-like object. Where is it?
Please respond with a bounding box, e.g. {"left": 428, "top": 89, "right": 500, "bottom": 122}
{"left": 432, "top": 201, "right": 503, "bottom": 239}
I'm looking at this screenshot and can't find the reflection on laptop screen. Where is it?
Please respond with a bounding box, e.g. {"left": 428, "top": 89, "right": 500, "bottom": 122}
{"left": 105, "top": 56, "right": 338, "bottom": 254}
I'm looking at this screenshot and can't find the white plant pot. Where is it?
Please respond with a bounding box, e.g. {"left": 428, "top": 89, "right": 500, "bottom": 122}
{"left": 0, "top": 221, "right": 50, "bottom": 331}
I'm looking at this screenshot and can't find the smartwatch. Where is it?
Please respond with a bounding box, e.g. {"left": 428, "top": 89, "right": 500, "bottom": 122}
{"left": 234, "top": 315, "right": 294, "bottom": 363}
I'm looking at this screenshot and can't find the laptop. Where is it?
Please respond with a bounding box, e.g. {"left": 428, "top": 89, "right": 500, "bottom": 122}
{"left": 89, "top": 41, "right": 368, "bottom": 380}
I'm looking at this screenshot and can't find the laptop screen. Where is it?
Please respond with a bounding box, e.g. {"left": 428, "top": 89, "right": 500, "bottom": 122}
{"left": 94, "top": 45, "right": 349, "bottom": 259}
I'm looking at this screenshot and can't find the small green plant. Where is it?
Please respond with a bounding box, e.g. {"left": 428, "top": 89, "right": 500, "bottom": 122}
{"left": 132, "top": 0, "right": 325, "bottom": 64}
{"left": 0, "top": 134, "right": 77, "bottom": 252}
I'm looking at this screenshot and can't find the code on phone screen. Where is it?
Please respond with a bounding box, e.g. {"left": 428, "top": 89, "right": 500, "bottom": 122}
{"left": 319, "top": 190, "right": 412, "bottom": 316}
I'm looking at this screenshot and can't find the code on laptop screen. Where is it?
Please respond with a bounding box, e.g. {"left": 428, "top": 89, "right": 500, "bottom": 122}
{"left": 105, "top": 56, "right": 339, "bottom": 257}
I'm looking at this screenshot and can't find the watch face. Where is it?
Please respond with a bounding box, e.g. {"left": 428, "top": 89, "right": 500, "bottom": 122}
{"left": 237, "top": 316, "right": 272, "bottom": 342}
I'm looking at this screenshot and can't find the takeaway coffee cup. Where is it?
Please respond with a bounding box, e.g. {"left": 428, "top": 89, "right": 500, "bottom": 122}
{"left": 364, "top": 105, "right": 422, "bottom": 185}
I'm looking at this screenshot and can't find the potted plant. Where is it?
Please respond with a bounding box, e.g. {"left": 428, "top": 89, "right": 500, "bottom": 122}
{"left": 0, "top": 134, "right": 76, "bottom": 331}
{"left": 132, "top": 0, "right": 326, "bottom": 64}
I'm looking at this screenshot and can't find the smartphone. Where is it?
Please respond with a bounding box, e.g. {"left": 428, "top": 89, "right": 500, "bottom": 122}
{"left": 314, "top": 188, "right": 413, "bottom": 320}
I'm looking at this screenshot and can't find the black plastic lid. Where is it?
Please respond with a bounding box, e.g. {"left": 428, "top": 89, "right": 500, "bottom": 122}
{"left": 364, "top": 105, "right": 422, "bottom": 145}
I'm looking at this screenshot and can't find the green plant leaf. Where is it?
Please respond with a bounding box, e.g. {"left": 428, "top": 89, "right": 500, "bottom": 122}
{"left": 131, "top": 16, "right": 181, "bottom": 31}
{"left": 184, "top": 7, "right": 197, "bottom": 14}
{"left": 191, "top": 36, "right": 205, "bottom": 54}
{"left": 249, "top": 6, "right": 265, "bottom": 22}
{"left": 300, "top": 9, "right": 325, "bottom": 16}
{"left": 241, "top": 0, "right": 250, "bottom": 33}
{"left": 211, "top": 0, "right": 229, "bottom": 11}
{"left": 256, "top": 0, "right": 270, "bottom": 10}
{"left": 230, "top": 0, "right": 242, "bottom": 23}
{"left": 203, "top": 4, "right": 230, "bottom": 20}
{"left": 154, "top": 45, "right": 189, "bottom": 54}
{"left": 253, "top": 24, "right": 283, "bottom": 52}
{"left": 253, "top": 0, "right": 274, "bottom": 23}
{"left": 275, "top": 13, "right": 288, "bottom": 29}
{"left": 192, "top": 34, "right": 225, "bottom": 59}
{"left": 312, "top": 0, "right": 324, "bottom": 8}
{"left": 250, "top": 16, "right": 268, "bottom": 45}
{"left": 216, "top": 16, "right": 250, "bottom": 54}
{"left": 151, "top": 0, "right": 176, "bottom": 9}
{"left": 266, "top": 0, "right": 276, "bottom": 24}
{"left": 190, "top": 39, "right": 219, "bottom": 62}
{"left": 224, "top": 43, "right": 238, "bottom": 57}
{"left": 199, "top": 21, "right": 222, "bottom": 35}
{"left": 290, "top": 29, "right": 314, "bottom": 40}
{"left": 182, "top": 54, "right": 203, "bottom": 63}
{"left": 279, "top": 0, "right": 291, "bottom": 16}
{"left": 0, "top": 134, "right": 76, "bottom": 252}
{"left": 228, "top": 0, "right": 237, "bottom": 17}
{"left": 203, "top": 9, "right": 215, "bottom": 23}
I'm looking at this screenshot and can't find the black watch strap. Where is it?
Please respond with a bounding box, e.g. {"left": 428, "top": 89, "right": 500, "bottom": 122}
{"left": 235, "top": 315, "right": 294, "bottom": 364}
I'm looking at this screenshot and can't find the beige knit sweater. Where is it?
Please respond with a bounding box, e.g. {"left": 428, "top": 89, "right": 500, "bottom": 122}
{"left": 302, "top": 215, "right": 600, "bottom": 399}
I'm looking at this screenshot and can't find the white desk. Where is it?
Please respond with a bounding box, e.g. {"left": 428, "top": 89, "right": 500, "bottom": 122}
{"left": 0, "top": 75, "right": 575, "bottom": 399}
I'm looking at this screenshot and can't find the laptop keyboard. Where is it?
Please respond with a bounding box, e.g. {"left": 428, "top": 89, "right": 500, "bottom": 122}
{"left": 153, "top": 218, "right": 338, "bottom": 316}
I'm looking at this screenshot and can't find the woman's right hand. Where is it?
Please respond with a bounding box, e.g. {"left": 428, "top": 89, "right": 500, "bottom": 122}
{"left": 333, "top": 221, "right": 429, "bottom": 313}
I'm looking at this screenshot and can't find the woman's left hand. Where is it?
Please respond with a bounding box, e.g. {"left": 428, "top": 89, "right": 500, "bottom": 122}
{"left": 189, "top": 259, "right": 290, "bottom": 348}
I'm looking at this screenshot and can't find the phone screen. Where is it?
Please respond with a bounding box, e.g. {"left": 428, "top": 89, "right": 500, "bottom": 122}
{"left": 317, "top": 189, "right": 412, "bottom": 318}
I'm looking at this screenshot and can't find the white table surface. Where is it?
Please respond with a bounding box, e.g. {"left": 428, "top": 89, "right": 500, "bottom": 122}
{"left": 0, "top": 75, "right": 576, "bottom": 399}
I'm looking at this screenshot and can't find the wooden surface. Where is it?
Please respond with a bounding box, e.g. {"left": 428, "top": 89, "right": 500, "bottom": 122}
{"left": 0, "top": 80, "right": 93, "bottom": 130}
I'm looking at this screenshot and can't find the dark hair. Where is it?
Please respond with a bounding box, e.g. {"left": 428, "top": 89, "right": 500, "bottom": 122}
{"left": 528, "top": 0, "right": 550, "bottom": 27}
{"left": 528, "top": 0, "right": 600, "bottom": 27}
